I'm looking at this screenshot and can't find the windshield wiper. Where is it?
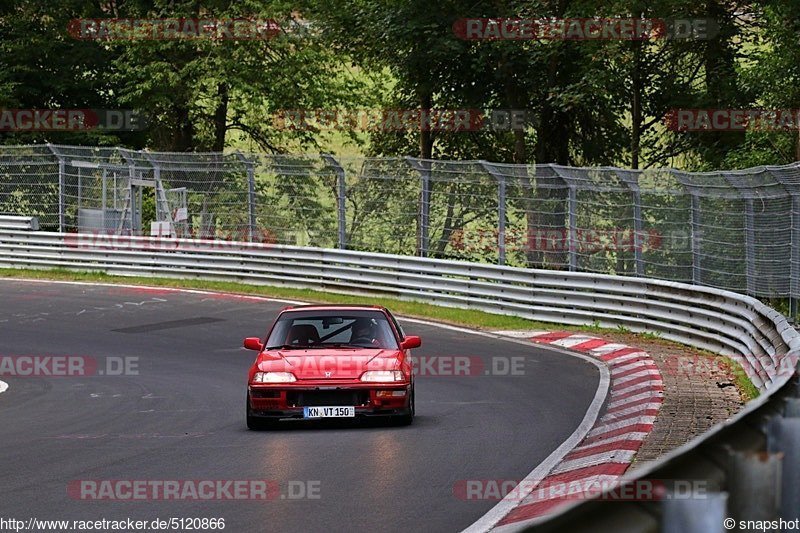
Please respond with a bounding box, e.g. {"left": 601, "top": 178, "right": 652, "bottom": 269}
{"left": 265, "top": 344, "right": 310, "bottom": 350}
{"left": 318, "top": 343, "right": 359, "bottom": 348}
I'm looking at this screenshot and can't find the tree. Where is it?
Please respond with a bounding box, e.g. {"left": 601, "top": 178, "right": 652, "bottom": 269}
{"left": 0, "top": 0, "right": 134, "bottom": 146}
{"left": 105, "top": 0, "right": 365, "bottom": 152}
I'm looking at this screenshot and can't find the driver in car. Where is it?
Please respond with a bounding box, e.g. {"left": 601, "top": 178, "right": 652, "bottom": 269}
{"left": 350, "top": 318, "right": 379, "bottom": 346}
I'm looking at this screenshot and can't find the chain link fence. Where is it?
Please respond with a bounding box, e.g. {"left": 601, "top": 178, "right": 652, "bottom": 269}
{"left": 1, "top": 143, "right": 798, "bottom": 301}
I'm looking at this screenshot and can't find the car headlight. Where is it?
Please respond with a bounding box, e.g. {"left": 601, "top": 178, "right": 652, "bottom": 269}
{"left": 253, "top": 372, "right": 297, "bottom": 383}
{"left": 360, "top": 370, "right": 404, "bottom": 382}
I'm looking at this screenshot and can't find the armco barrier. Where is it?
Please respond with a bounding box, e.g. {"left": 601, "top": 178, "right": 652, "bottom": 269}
{"left": 0, "top": 229, "right": 798, "bottom": 531}
{"left": 0, "top": 215, "right": 39, "bottom": 231}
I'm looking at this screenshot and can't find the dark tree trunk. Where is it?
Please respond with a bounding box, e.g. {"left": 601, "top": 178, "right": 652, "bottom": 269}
{"left": 171, "top": 104, "right": 195, "bottom": 152}
{"left": 212, "top": 82, "right": 229, "bottom": 152}
{"left": 419, "top": 92, "right": 434, "bottom": 159}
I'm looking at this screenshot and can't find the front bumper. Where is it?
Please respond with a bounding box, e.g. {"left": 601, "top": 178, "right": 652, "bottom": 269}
{"left": 248, "top": 382, "right": 411, "bottom": 419}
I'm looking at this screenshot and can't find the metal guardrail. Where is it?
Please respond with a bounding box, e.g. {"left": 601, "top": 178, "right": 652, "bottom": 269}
{"left": 0, "top": 215, "right": 39, "bottom": 231}
{"left": 0, "top": 229, "right": 797, "bottom": 530}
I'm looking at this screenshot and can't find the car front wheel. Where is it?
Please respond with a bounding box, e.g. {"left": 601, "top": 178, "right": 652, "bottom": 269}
{"left": 392, "top": 386, "right": 414, "bottom": 426}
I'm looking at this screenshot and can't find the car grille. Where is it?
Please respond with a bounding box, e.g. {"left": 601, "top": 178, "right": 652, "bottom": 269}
{"left": 250, "top": 389, "right": 281, "bottom": 398}
{"left": 286, "top": 390, "right": 369, "bottom": 407}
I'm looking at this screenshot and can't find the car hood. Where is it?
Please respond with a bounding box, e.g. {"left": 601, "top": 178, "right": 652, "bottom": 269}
{"left": 257, "top": 348, "right": 401, "bottom": 379}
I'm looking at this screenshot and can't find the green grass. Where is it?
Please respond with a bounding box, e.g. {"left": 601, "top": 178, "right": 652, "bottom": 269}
{"left": 685, "top": 347, "right": 761, "bottom": 402}
{"left": 638, "top": 331, "right": 663, "bottom": 340}
{"left": 723, "top": 355, "right": 761, "bottom": 402}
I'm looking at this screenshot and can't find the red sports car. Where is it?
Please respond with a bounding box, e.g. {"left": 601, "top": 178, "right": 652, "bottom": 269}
{"left": 243, "top": 304, "right": 420, "bottom": 429}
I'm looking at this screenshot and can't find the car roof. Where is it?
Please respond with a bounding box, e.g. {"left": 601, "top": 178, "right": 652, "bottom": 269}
{"left": 280, "top": 304, "right": 388, "bottom": 313}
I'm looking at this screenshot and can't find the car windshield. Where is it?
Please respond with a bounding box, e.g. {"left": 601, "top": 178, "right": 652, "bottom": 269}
{"left": 265, "top": 310, "right": 399, "bottom": 350}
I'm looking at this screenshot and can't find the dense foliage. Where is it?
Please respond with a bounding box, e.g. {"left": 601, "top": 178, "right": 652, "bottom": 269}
{"left": 1, "top": 0, "right": 798, "bottom": 169}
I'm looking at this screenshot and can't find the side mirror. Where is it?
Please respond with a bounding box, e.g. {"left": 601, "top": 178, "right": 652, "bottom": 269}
{"left": 243, "top": 337, "right": 264, "bottom": 351}
{"left": 400, "top": 335, "right": 421, "bottom": 350}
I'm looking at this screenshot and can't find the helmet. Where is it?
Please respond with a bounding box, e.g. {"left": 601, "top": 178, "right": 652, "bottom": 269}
{"left": 352, "top": 317, "right": 376, "bottom": 339}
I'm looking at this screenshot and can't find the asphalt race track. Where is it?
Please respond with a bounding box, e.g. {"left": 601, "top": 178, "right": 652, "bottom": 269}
{"left": 0, "top": 280, "right": 602, "bottom": 533}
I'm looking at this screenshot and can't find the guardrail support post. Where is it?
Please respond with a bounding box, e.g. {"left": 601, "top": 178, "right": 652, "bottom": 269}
{"left": 785, "top": 398, "right": 800, "bottom": 417}
{"left": 406, "top": 157, "right": 431, "bottom": 257}
{"left": 767, "top": 417, "right": 800, "bottom": 521}
{"left": 662, "top": 491, "right": 727, "bottom": 533}
{"left": 322, "top": 154, "right": 347, "bottom": 250}
{"left": 727, "top": 450, "right": 782, "bottom": 524}
{"left": 480, "top": 161, "right": 506, "bottom": 265}
{"left": 47, "top": 144, "right": 65, "bottom": 232}
{"left": 568, "top": 186, "right": 577, "bottom": 271}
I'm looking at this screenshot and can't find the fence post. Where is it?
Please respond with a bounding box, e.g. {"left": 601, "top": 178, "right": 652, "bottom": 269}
{"left": 46, "top": 143, "right": 65, "bottom": 232}
{"left": 234, "top": 152, "right": 257, "bottom": 243}
{"left": 690, "top": 193, "right": 702, "bottom": 284}
{"left": 322, "top": 154, "right": 347, "bottom": 250}
{"left": 631, "top": 189, "right": 644, "bottom": 276}
{"left": 480, "top": 161, "right": 506, "bottom": 265}
{"left": 613, "top": 168, "right": 644, "bottom": 276}
{"left": 141, "top": 151, "right": 163, "bottom": 228}
{"left": 549, "top": 165, "right": 578, "bottom": 271}
{"left": 118, "top": 149, "right": 139, "bottom": 235}
{"left": 765, "top": 167, "right": 799, "bottom": 320}
{"left": 406, "top": 157, "right": 431, "bottom": 257}
{"left": 568, "top": 185, "right": 577, "bottom": 271}
{"left": 744, "top": 198, "right": 756, "bottom": 295}
{"left": 719, "top": 174, "right": 756, "bottom": 295}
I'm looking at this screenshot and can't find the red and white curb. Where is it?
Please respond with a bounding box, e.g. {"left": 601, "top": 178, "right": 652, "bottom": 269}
{"left": 485, "top": 331, "right": 663, "bottom": 532}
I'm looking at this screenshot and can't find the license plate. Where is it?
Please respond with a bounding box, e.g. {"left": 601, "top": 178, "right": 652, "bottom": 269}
{"left": 303, "top": 406, "right": 355, "bottom": 418}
